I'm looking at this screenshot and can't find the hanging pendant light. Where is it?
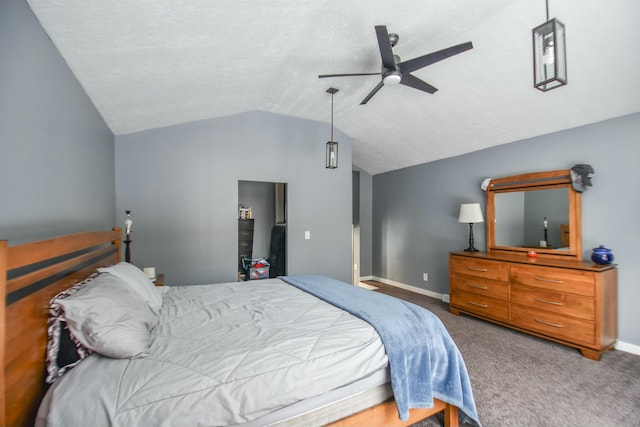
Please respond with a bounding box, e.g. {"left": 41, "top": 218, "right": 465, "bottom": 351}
{"left": 532, "top": 0, "right": 567, "bottom": 91}
{"left": 326, "top": 87, "right": 339, "bottom": 169}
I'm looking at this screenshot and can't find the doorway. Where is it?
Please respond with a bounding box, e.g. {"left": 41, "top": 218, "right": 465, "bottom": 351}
{"left": 352, "top": 171, "right": 360, "bottom": 286}
{"left": 238, "top": 181, "right": 287, "bottom": 280}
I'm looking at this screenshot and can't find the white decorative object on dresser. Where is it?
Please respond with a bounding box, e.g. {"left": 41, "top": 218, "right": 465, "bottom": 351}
{"left": 449, "top": 169, "right": 617, "bottom": 360}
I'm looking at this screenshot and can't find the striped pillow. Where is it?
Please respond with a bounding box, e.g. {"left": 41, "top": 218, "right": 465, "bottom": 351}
{"left": 45, "top": 273, "right": 97, "bottom": 384}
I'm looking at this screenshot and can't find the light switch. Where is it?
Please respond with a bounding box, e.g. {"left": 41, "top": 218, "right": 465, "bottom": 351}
{"left": 305, "top": 230, "right": 311, "bottom": 240}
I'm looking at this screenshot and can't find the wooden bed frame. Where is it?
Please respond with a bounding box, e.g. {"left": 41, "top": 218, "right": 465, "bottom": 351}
{"left": 0, "top": 229, "right": 460, "bottom": 427}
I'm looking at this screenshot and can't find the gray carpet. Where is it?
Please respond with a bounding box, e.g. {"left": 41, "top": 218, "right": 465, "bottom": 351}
{"left": 371, "top": 285, "right": 640, "bottom": 427}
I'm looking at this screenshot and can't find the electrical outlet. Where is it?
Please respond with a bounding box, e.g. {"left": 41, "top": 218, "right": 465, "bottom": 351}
{"left": 423, "top": 273, "right": 428, "bottom": 281}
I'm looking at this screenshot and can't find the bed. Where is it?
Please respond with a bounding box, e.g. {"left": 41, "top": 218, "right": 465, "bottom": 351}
{"left": 0, "top": 229, "right": 480, "bottom": 427}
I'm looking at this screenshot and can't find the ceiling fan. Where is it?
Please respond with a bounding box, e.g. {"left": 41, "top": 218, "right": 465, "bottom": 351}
{"left": 319, "top": 25, "right": 473, "bottom": 105}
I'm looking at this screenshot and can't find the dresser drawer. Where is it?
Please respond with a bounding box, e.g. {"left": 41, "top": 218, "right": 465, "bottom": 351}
{"left": 451, "top": 272, "right": 508, "bottom": 300}
{"left": 238, "top": 229, "right": 254, "bottom": 241}
{"left": 511, "top": 284, "right": 595, "bottom": 321}
{"left": 510, "top": 265, "right": 595, "bottom": 297}
{"left": 238, "top": 240, "right": 253, "bottom": 258}
{"left": 239, "top": 219, "right": 255, "bottom": 231}
{"left": 511, "top": 303, "right": 595, "bottom": 346}
{"left": 450, "top": 256, "right": 509, "bottom": 281}
{"left": 451, "top": 289, "right": 509, "bottom": 322}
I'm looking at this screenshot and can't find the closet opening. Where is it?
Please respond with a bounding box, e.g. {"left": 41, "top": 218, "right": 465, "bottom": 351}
{"left": 237, "top": 181, "right": 287, "bottom": 281}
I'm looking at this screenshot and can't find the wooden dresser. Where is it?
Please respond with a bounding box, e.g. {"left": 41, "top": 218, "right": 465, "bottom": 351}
{"left": 449, "top": 251, "right": 617, "bottom": 360}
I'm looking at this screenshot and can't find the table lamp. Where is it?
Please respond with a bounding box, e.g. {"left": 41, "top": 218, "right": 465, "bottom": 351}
{"left": 459, "top": 203, "right": 484, "bottom": 252}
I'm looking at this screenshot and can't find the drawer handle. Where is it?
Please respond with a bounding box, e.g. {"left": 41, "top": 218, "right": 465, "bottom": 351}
{"left": 535, "top": 318, "right": 563, "bottom": 328}
{"left": 468, "top": 300, "right": 488, "bottom": 308}
{"left": 467, "top": 283, "right": 489, "bottom": 290}
{"left": 467, "top": 267, "right": 488, "bottom": 272}
{"left": 534, "top": 277, "right": 563, "bottom": 284}
{"left": 534, "top": 298, "right": 563, "bottom": 306}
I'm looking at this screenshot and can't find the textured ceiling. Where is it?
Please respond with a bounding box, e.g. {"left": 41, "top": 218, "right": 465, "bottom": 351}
{"left": 27, "top": 0, "right": 640, "bottom": 175}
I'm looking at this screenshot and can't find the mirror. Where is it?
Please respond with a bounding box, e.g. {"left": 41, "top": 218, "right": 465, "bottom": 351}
{"left": 486, "top": 170, "right": 582, "bottom": 260}
{"left": 494, "top": 188, "right": 569, "bottom": 248}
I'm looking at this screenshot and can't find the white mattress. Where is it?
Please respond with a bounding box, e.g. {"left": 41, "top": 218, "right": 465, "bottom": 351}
{"left": 37, "top": 279, "right": 389, "bottom": 427}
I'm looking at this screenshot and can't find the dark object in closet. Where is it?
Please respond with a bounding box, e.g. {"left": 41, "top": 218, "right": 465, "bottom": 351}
{"left": 268, "top": 224, "right": 286, "bottom": 277}
{"left": 238, "top": 219, "right": 254, "bottom": 274}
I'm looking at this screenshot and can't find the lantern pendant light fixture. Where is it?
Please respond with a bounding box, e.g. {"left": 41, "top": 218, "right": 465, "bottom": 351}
{"left": 326, "top": 87, "right": 339, "bottom": 169}
{"left": 532, "top": 0, "right": 567, "bottom": 91}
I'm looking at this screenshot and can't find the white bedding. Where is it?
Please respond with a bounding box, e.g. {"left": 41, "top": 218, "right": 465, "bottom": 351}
{"left": 37, "top": 279, "right": 389, "bottom": 427}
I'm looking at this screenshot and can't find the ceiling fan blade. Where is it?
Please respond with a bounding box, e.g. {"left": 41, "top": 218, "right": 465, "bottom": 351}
{"left": 319, "top": 72, "right": 381, "bottom": 78}
{"left": 375, "top": 25, "right": 396, "bottom": 70}
{"left": 398, "top": 41, "right": 473, "bottom": 74}
{"left": 360, "top": 81, "right": 385, "bottom": 105}
{"left": 400, "top": 73, "right": 438, "bottom": 94}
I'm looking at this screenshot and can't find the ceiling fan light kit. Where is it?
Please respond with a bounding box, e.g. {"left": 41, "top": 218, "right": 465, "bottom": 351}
{"left": 319, "top": 25, "right": 473, "bottom": 105}
{"left": 532, "top": 0, "right": 567, "bottom": 91}
{"left": 383, "top": 72, "right": 402, "bottom": 85}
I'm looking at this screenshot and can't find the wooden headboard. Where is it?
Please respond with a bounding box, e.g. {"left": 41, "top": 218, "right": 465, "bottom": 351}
{"left": 0, "top": 229, "right": 121, "bottom": 427}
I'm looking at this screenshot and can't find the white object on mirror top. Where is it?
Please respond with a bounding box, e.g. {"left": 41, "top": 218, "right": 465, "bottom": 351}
{"left": 481, "top": 178, "right": 492, "bottom": 191}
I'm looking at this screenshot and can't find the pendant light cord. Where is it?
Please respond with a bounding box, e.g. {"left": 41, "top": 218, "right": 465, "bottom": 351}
{"left": 331, "top": 91, "right": 334, "bottom": 141}
{"left": 545, "top": 0, "right": 549, "bottom": 21}
{"left": 326, "top": 87, "right": 338, "bottom": 141}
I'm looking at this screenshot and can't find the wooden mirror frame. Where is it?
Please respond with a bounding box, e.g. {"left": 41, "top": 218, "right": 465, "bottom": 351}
{"left": 486, "top": 169, "right": 582, "bottom": 260}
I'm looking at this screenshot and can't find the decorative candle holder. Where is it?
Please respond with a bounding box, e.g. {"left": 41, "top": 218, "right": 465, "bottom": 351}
{"left": 124, "top": 210, "right": 132, "bottom": 263}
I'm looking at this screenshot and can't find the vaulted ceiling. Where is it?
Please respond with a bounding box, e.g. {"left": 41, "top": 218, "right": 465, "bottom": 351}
{"left": 27, "top": 0, "right": 640, "bottom": 174}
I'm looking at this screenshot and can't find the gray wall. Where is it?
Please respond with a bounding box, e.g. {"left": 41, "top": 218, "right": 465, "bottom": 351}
{"left": 373, "top": 113, "right": 640, "bottom": 346}
{"left": 114, "top": 111, "right": 353, "bottom": 285}
{"left": 0, "top": 0, "right": 115, "bottom": 243}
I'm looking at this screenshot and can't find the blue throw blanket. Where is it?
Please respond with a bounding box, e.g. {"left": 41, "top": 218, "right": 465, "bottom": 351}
{"left": 280, "top": 275, "right": 480, "bottom": 425}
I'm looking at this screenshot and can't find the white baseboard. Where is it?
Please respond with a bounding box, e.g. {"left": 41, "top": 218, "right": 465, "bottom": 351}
{"left": 615, "top": 341, "right": 640, "bottom": 356}
{"left": 363, "top": 276, "right": 640, "bottom": 357}
{"left": 369, "top": 276, "right": 444, "bottom": 301}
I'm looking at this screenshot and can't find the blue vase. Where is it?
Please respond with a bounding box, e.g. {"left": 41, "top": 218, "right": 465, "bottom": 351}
{"left": 591, "top": 245, "right": 614, "bottom": 265}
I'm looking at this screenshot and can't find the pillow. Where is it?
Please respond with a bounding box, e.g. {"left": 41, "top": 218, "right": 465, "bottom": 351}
{"left": 46, "top": 273, "right": 98, "bottom": 384}
{"left": 56, "top": 272, "right": 158, "bottom": 359}
{"left": 98, "top": 262, "right": 163, "bottom": 312}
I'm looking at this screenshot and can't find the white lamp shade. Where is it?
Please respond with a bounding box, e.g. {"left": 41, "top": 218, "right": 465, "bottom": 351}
{"left": 459, "top": 203, "right": 484, "bottom": 224}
